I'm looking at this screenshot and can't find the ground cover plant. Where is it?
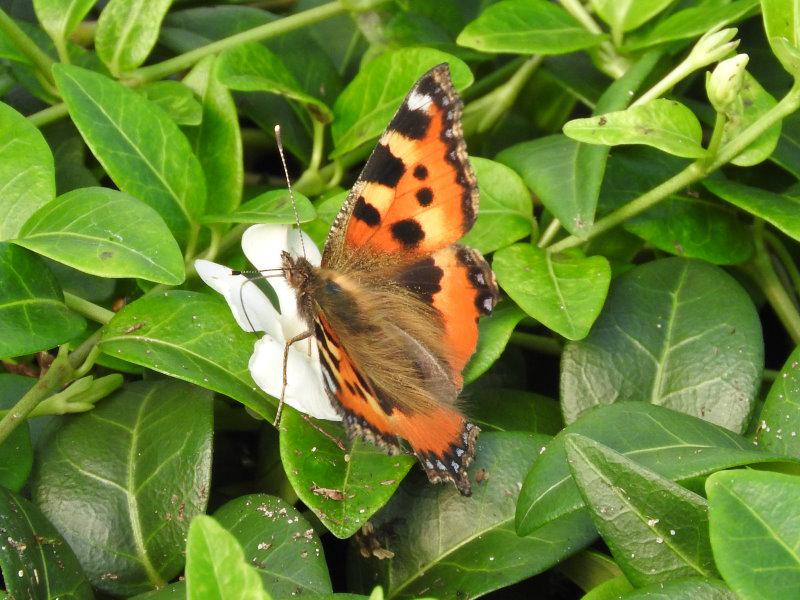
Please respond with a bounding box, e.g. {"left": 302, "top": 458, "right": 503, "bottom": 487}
{"left": 1, "top": 0, "right": 800, "bottom": 598}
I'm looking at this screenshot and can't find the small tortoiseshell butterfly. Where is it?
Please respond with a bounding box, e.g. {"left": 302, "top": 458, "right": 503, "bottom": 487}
{"left": 283, "top": 64, "right": 498, "bottom": 496}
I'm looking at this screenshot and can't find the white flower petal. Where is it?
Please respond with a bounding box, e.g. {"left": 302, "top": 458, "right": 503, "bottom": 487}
{"left": 288, "top": 227, "right": 322, "bottom": 267}
{"left": 195, "top": 259, "right": 283, "bottom": 340}
{"left": 249, "top": 335, "right": 341, "bottom": 421}
{"left": 241, "top": 224, "right": 298, "bottom": 320}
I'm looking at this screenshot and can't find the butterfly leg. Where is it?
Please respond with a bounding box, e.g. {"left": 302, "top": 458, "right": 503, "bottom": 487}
{"left": 273, "top": 330, "right": 313, "bottom": 427}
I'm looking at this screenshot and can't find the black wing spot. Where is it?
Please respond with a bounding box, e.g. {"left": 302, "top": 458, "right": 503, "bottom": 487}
{"left": 413, "top": 165, "right": 428, "bottom": 180}
{"left": 361, "top": 143, "right": 405, "bottom": 188}
{"left": 353, "top": 196, "right": 381, "bottom": 227}
{"left": 397, "top": 257, "right": 444, "bottom": 304}
{"left": 389, "top": 104, "right": 431, "bottom": 140}
{"left": 415, "top": 187, "right": 433, "bottom": 206}
{"left": 391, "top": 219, "right": 425, "bottom": 249}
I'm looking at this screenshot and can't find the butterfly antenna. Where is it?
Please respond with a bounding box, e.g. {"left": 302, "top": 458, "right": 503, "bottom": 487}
{"left": 274, "top": 124, "right": 307, "bottom": 260}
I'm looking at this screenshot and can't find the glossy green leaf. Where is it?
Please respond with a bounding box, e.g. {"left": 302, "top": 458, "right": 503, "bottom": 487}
{"left": 202, "top": 190, "right": 316, "bottom": 225}
{"left": 707, "top": 470, "right": 800, "bottom": 599}
{"left": 756, "top": 345, "right": 800, "bottom": 458}
{"left": 33, "top": 0, "right": 96, "bottom": 55}
{"left": 623, "top": 195, "right": 754, "bottom": 265}
{"left": 0, "top": 487, "right": 93, "bottom": 600}
{"left": 457, "top": 0, "right": 606, "bottom": 55}
{"left": 564, "top": 99, "right": 707, "bottom": 159}
{"left": 515, "top": 402, "right": 792, "bottom": 537}
{"left": 459, "top": 157, "right": 534, "bottom": 253}
{"left": 31, "top": 379, "right": 213, "bottom": 595}
{"left": 704, "top": 176, "right": 800, "bottom": 242}
{"left": 186, "top": 515, "right": 272, "bottom": 600}
{"left": 95, "top": 0, "right": 172, "bottom": 75}
{"left": 0, "top": 374, "right": 34, "bottom": 492}
{"left": 53, "top": 64, "right": 206, "bottom": 245}
{"left": 761, "top": 0, "right": 800, "bottom": 76}
{"left": 591, "top": 0, "right": 676, "bottom": 35}
{"left": 625, "top": 0, "right": 758, "bottom": 50}
{"left": 350, "top": 432, "right": 584, "bottom": 598}
{"left": 331, "top": 47, "right": 472, "bottom": 157}
{"left": 566, "top": 434, "right": 718, "bottom": 587}
{"left": 772, "top": 112, "right": 800, "bottom": 178}
{"left": 463, "top": 300, "right": 526, "bottom": 383}
{"left": 214, "top": 494, "right": 332, "bottom": 596}
{"left": 279, "top": 407, "right": 414, "bottom": 539}
{"left": 216, "top": 42, "right": 331, "bottom": 122}
{"left": 719, "top": 73, "right": 780, "bottom": 166}
{"left": 183, "top": 56, "right": 243, "bottom": 215}
{"left": 139, "top": 80, "right": 203, "bottom": 126}
{"left": 561, "top": 257, "right": 762, "bottom": 430}
{"left": 0, "top": 101, "right": 55, "bottom": 241}
{"left": 469, "top": 388, "right": 562, "bottom": 435}
{"left": 0, "top": 243, "right": 85, "bottom": 360}
{"left": 15, "top": 187, "right": 185, "bottom": 284}
{"left": 620, "top": 577, "right": 736, "bottom": 599}
{"left": 583, "top": 575, "right": 635, "bottom": 600}
{"left": 493, "top": 244, "right": 611, "bottom": 340}
{"left": 100, "top": 291, "right": 273, "bottom": 419}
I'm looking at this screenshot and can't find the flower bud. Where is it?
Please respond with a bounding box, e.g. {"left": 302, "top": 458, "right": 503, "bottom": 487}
{"left": 706, "top": 54, "right": 749, "bottom": 112}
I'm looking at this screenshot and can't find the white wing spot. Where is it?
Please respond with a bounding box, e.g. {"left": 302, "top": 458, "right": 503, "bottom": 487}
{"left": 407, "top": 91, "right": 432, "bottom": 111}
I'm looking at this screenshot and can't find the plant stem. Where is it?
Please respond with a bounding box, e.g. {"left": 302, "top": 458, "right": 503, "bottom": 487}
{"left": 309, "top": 118, "right": 325, "bottom": 175}
{"left": 122, "top": 1, "right": 359, "bottom": 85}
{"left": 751, "top": 220, "right": 800, "bottom": 344}
{"left": 764, "top": 229, "right": 800, "bottom": 298}
{"left": 64, "top": 292, "right": 114, "bottom": 324}
{"left": 509, "top": 332, "right": 563, "bottom": 355}
{"left": 538, "top": 219, "right": 562, "bottom": 247}
{"left": 0, "top": 330, "right": 103, "bottom": 445}
{"left": 0, "top": 8, "right": 56, "bottom": 87}
{"left": 558, "top": 0, "right": 628, "bottom": 78}
{"left": 27, "top": 102, "right": 69, "bottom": 128}
{"left": 548, "top": 84, "right": 800, "bottom": 253}
{"left": 705, "top": 112, "right": 727, "bottom": 158}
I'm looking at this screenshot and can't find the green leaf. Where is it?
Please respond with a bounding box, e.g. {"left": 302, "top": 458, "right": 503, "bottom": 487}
{"left": 761, "top": 0, "right": 800, "bottom": 76}
{"left": 139, "top": 80, "right": 203, "bottom": 126}
{"left": 515, "top": 402, "right": 792, "bottom": 537}
{"left": 95, "top": 0, "right": 172, "bottom": 75}
{"left": 0, "top": 101, "right": 55, "bottom": 241}
{"left": 331, "top": 47, "right": 472, "bottom": 157}
{"left": 463, "top": 300, "right": 526, "bottom": 384}
{"left": 498, "top": 135, "right": 605, "bottom": 238}
{"left": 707, "top": 470, "right": 800, "bottom": 599}
{"left": 100, "top": 291, "right": 274, "bottom": 420}
{"left": 183, "top": 56, "right": 243, "bottom": 215}
{"left": 565, "top": 434, "right": 718, "bottom": 587}
{"left": 591, "top": 0, "right": 676, "bottom": 35}
{"left": 756, "top": 345, "right": 800, "bottom": 458}
{"left": 561, "top": 257, "right": 762, "bottom": 431}
{"left": 53, "top": 64, "right": 206, "bottom": 245}
{"left": 0, "top": 487, "right": 93, "bottom": 600}
{"left": 564, "top": 99, "right": 707, "bottom": 159}
{"left": 457, "top": 0, "right": 607, "bottom": 55}
{"left": 0, "top": 243, "right": 85, "bottom": 360}
{"left": 216, "top": 42, "right": 332, "bottom": 123}
{"left": 459, "top": 157, "right": 533, "bottom": 253}
{"left": 33, "top": 0, "right": 96, "bottom": 56}
{"left": 493, "top": 244, "right": 611, "bottom": 340}
{"left": 0, "top": 374, "right": 34, "bottom": 492}
{"left": 15, "top": 187, "right": 185, "bottom": 284}
{"left": 349, "top": 432, "right": 581, "bottom": 599}
{"left": 279, "top": 407, "right": 414, "bottom": 539}
{"left": 625, "top": 0, "right": 759, "bottom": 50}
{"left": 469, "top": 388, "right": 562, "bottom": 435}
{"left": 30, "top": 379, "right": 213, "bottom": 596}
{"left": 719, "top": 73, "right": 780, "bottom": 166}
{"left": 772, "top": 112, "right": 800, "bottom": 178}
{"left": 202, "top": 190, "right": 316, "bottom": 225}
{"left": 213, "top": 494, "right": 332, "bottom": 596}
{"left": 703, "top": 176, "right": 800, "bottom": 242}
{"left": 620, "top": 577, "right": 736, "bottom": 599}
{"left": 623, "top": 195, "right": 754, "bottom": 265}
{"left": 186, "top": 515, "right": 272, "bottom": 600}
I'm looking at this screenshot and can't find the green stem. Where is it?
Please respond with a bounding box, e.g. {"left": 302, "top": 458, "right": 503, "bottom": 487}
{"left": 309, "top": 118, "right": 326, "bottom": 175}
{"left": 764, "top": 229, "right": 800, "bottom": 298}
{"left": 751, "top": 220, "right": 800, "bottom": 344}
{"left": 0, "top": 329, "right": 103, "bottom": 445}
{"left": 27, "top": 102, "right": 69, "bottom": 128}
{"left": 64, "top": 292, "right": 114, "bottom": 324}
{"left": 548, "top": 84, "right": 800, "bottom": 253}
{"left": 122, "top": 1, "right": 357, "bottom": 85}
{"left": 558, "top": 0, "right": 628, "bottom": 78}
{"left": 509, "top": 332, "right": 563, "bottom": 355}
{"left": 538, "top": 219, "right": 562, "bottom": 247}
{"left": 705, "top": 112, "right": 727, "bottom": 158}
{"left": 202, "top": 226, "right": 223, "bottom": 262}
{"left": 0, "top": 9, "right": 56, "bottom": 88}
{"left": 184, "top": 223, "right": 201, "bottom": 264}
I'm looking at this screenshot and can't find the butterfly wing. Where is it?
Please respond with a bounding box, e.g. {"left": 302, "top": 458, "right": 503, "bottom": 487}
{"left": 322, "top": 64, "right": 477, "bottom": 262}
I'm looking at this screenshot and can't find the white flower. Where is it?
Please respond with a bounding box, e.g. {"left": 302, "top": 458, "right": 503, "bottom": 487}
{"left": 195, "top": 224, "right": 340, "bottom": 421}
{"left": 706, "top": 53, "right": 749, "bottom": 113}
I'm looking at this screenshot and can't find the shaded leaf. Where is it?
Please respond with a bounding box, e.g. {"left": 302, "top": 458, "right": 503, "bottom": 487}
{"left": 756, "top": 344, "right": 800, "bottom": 458}
{"left": 463, "top": 300, "right": 526, "bottom": 383}
{"left": 720, "top": 73, "right": 780, "bottom": 167}
{"left": 591, "top": 0, "right": 676, "bottom": 35}
{"left": 469, "top": 388, "right": 562, "bottom": 435}
{"left": 139, "top": 80, "right": 203, "bottom": 126}
{"left": 95, "top": 0, "right": 172, "bottom": 75}
{"left": 761, "top": 0, "right": 800, "bottom": 76}
{"left": 620, "top": 577, "right": 736, "bottom": 599}
{"left": 0, "top": 374, "right": 34, "bottom": 492}
{"left": 203, "top": 190, "right": 316, "bottom": 225}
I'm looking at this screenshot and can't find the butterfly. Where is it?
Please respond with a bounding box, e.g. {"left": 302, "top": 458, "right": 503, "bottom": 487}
{"left": 281, "top": 64, "right": 498, "bottom": 496}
